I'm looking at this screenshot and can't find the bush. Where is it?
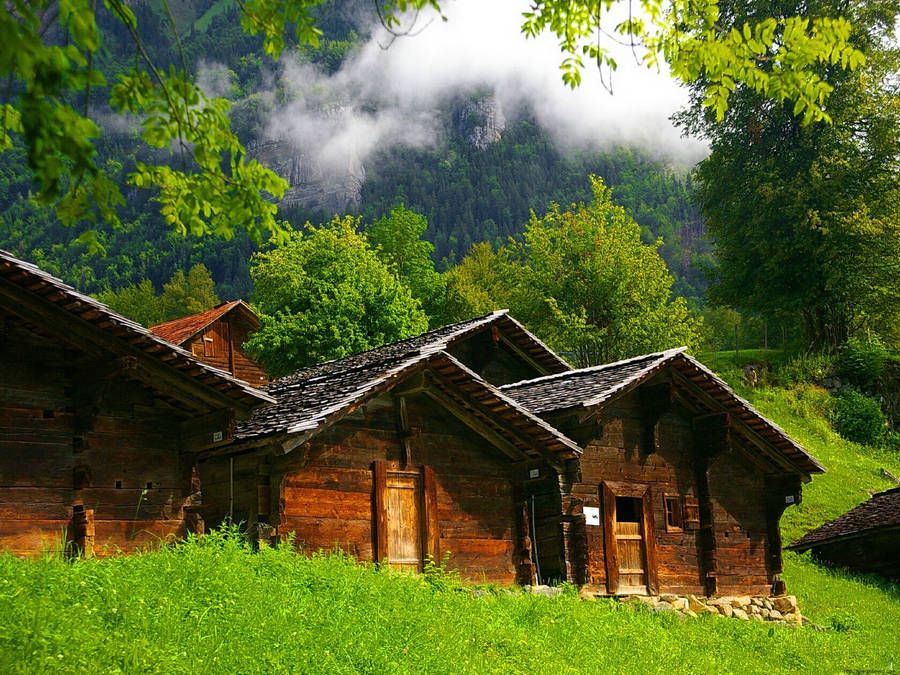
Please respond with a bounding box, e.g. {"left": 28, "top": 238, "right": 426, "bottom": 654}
{"left": 774, "top": 352, "right": 833, "bottom": 386}
{"left": 836, "top": 336, "right": 888, "bottom": 390}
{"left": 832, "top": 389, "right": 887, "bottom": 445}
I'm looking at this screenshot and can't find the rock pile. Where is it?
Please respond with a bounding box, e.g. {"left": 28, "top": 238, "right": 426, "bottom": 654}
{"left": 615, "top": 593, "right": 808, "bottom": 626}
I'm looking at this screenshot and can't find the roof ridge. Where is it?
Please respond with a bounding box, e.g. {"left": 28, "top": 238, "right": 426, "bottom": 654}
{"left": 271, "top": 310, "right": 508, "bottom": 386}
{"left": 501, "top": 347, "right": 686, "bottom": 390}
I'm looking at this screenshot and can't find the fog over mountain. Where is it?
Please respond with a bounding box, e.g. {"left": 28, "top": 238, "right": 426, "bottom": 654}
{"left": 249, "top": 0, "right": 707, "bottom": 176}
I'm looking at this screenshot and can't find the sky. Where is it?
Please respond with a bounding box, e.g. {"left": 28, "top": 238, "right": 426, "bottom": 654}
{"left": 257, "top": 0, "right": 709, "bottom": 175}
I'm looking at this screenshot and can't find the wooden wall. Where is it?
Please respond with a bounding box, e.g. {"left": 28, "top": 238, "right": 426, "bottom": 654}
{"left": 202, "top": 391, "right": 543, "bottom": 584}
{"left": 184, "top": 314, "right": 267, "bottom": 387}
{"left": 0, "top": 321, "right": 201, "bottom": 557}
{"left": 446, "top": 330, "right": 545, "bottom": 386}
{"left": 550, "top": 385, "right": 781, "bottom": 596}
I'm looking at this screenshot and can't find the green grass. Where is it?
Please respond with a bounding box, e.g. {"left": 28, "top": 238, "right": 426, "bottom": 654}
{"left": 194, "top": 0, "right": 235, "bottom": 33}
{"left": 0, "top": 534, "right": 897, "bottom": 674}
{"left": 2, "top": 362, "right": 899, "bottom": 673}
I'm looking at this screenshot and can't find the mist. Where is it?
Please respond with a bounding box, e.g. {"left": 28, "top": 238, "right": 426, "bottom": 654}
{"left": 255, "top": 1, "right": 709, "bottom": 181}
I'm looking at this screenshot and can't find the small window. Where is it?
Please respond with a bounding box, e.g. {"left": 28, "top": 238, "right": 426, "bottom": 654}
{"left": 191, "top": 342, "right": 205, "bottom": 357}
{"left": 145, "top": 481, "right": 153, "bottom": 490}
{"left": 665, "top": 495, "right": 683, "bottom": 532}
{"left": 615, "top": 496, "right": 641, "bottom": 523}
{"left": 115, "top": 480, "right": 123, "bottom": 489}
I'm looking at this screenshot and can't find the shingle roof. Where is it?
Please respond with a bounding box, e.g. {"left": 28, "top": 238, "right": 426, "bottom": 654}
{"left": 150, "top": 300, "right": 258, "bottom": 345}
{"left": 500, "top": 348, "right": 684, "bottom": 414}
{"left": 230, "top": 313, "right": 581, "bottom": 462}
{"left": 501, "top": 349, "right": 824, "bottom": 476}
{"left": 789, "top": 487, "right": 900, "bottom": 551}
{"left": 0, "top": 250, "right": 274, "bottom": 412}
{"left": 233, "top": 311, "right": 510, "bottom": 439}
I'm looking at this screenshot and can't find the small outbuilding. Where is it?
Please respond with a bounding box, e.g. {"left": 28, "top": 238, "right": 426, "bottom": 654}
{"left": 788, "top": 487, "right": 900, "bottom": 580}
{"left": 0, "top": 251, "right": 273, "bottom": 556}
{"left": 151, "top": 300, "right": 268, "bottom": 387}
{"left": 200, "top": 313, "right": 580, "bottom": 584}
{"left": 501, "top": 348, "right": 825, "bottom": 596}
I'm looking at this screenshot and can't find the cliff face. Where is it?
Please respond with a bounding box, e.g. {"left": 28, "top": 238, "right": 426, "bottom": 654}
{"left": 252, "top": 138, "right": 366, "bottom": 214}
{"left": 454, "top": 95, "right": 506, "bottom": 151}
{"left": 251, "top": 94, "right": 503, "bottom": 214}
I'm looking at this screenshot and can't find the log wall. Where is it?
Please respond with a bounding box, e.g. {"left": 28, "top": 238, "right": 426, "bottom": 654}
{"left": 184, "top": 315, "right": 267, "bottom": 387}
{"left": 202, "top": 391, "right": 539, "bottom": 584}
{"left": 552, "top": 387, "right": 779, "bottom": 596}
{"left": 0, "top": 322, "right": 200, "bottom": 557}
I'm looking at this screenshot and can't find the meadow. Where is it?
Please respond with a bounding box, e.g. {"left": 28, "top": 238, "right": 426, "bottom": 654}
{"left": 1, "top": 355, "right": 898, "bottom": 674}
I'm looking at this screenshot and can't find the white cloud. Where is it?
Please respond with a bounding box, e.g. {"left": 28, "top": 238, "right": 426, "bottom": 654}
{"left": 263, "top": 0, "right": 707, "bottom": 178}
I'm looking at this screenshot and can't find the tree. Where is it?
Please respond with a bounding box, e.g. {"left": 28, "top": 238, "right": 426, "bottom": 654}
{"left": 98, "top": 263, "right": 220, "bottom": 326}
{"left": 0, "top": 0, "right": 867, "bottom": 248}
{"left": 682, "top": 0, "right": 900, "bottom": 348}
{"left": 246, "top": 216, "right": 429, "bottom": 377}
{"left": 367, "top": 205, "right": 447, "bottom": 325}
{"left": 446, "top": 177, "right": 701, "bottom": 366}
{"left": 159, "top": 264, "right": 220, "bottom": 320}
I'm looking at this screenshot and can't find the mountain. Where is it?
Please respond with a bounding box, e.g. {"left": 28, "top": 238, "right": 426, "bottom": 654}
{"left": 0, "top": 0, "right": 710, "bottom": 306}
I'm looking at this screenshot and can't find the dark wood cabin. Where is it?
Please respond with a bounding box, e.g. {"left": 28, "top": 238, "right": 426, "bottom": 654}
{"left": 151, "top": 300, "right": 268, "bottom": 387}
{"left": 501, "top": 348, "right": 825, "bottom": 597}
{"left": 200, "top": 313, "right": 580, "bottom": 584}
{"left": 788, "top": 487, "right": 900, "bottom": 580}
{"left": 0, "top": 251, "right": 273, "bottom": 557}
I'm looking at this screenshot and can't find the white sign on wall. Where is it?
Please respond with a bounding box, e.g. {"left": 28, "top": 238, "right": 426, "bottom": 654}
{"left": 583, "top": 506, "right": 601, "bottom": 526}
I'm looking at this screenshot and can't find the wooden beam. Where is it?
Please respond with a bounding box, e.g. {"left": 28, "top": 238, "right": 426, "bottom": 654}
{"left": 374, "top": 460, "right": 388, "bottom": 563}
{"left": 671, "top": 369, "right": 800, "bottom": 476}
{"left": 601, "top": 482, "right": 619, "bottom": 594}
{"left": 422, "top": 466, "right": 440, "bottom": 563}
{"left": 427, "top": 370, "right": 566, "bottom": 471}
{"left": 422, "top": 385, "right": 530, "bottom": 463}
{"left": 0, "top": 275, "right": 254, "bottom": 417}
{"left": 498, "top": 332, "right": 551, "bottom": 375}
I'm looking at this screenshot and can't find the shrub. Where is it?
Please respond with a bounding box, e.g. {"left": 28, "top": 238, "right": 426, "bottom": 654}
{"left": 832, "top": 389, "right": 887, "bottom": 445}
{"left": 774, "top": 352, "right": 833, "bottom": 386}
{"left": 836, "top": 336, "right": 887, "bottom": 390}
{"left": 829, "top": 610, "right": 862, "bottom": 633}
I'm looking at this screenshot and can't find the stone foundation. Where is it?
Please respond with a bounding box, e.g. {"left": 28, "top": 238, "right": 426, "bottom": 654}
{"left": 582, "top": 589, "right": 806, "bottom": 626}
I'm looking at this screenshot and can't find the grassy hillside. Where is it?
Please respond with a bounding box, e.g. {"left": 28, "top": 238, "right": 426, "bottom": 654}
{"left": 1, "top": 361, "right": 898, "bottom": 673}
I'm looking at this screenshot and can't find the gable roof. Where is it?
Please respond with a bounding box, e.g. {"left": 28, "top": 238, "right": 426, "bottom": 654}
{"left": 789, "top": 487, "right": 900, "bottom": 552}
{"left": 150, "top": 300, "right": 259, "bottom": 345}
{"left": 228, "top": 314, "right": 581, "bottom": 462}
{"left": 501, "top": 348, "right": 824, "bottom": 476}
{"left": 0, "top": 250, "right": 274, "bottom": 414}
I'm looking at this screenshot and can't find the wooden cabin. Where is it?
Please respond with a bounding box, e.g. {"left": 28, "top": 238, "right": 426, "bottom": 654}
{"left": 0, "top": 251, "right": 273, "bottom": 557}
{"left": 200, "top": 313, "right": 580, "bottom": 584}
{"left": 501, "top": 348, "right": 825, "bottom": 596}
{"left": 150, "top": 300, "right": 268, "bottom": 387}
{"left": 788, "top": 487, "right": 899, "bottom": 580}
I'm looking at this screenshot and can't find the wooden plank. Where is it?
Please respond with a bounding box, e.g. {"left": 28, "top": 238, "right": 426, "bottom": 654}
{"left": 423, "top": 465, "right": 440, "bottom": 563}
{"left": 374, "top": 460, "right": 388, "bottom": 563}
{"left": 642, "top": 488, "right": 660, "bottom": 595}
{"left": 601, "top": 482, "right": 618, "bottom": 594}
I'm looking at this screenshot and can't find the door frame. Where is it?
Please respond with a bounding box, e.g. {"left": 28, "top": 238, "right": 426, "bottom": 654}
{"left": 373, "top": 461, "right": 440, "bottom": 568}
{"left": 601, "top": 481, "right": 659, "bottom": 595}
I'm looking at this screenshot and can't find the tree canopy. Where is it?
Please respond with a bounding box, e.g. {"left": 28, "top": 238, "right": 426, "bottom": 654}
{"left": 683, "top": 0, "right": 900, "bottom": 347}
{"left": 446, "top": 177, "right": 701, "bottom": 366}
{"left": 0, "top": 0, "right": 869, "bottom": 248}
{"left": 246, "top": 216, "right": 429, "bottom": 377}
{"left": 98, "top": 262, "right": 219, "bottom": 326}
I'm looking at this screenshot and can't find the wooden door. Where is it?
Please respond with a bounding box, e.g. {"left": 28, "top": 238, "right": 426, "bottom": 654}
{"left": 384, "top": 470, "right": 424, "bottom": 572}
{"left": 614, "top": 496, "right": 647, "bottom": 593}
{"left": 602, "top": 483, "right": 659, "bottom": 595}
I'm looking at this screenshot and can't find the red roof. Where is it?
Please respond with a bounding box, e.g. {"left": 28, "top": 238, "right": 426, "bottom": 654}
{"left": 150, "top": 300, "right": 258, "bottom": 345}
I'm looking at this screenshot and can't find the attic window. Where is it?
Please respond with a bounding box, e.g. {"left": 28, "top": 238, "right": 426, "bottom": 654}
{"left": 191, "top": 342, "right": 204, "bottom": 357}
{"left": 665, "top": 495, "right": 683, "bottom": 532}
